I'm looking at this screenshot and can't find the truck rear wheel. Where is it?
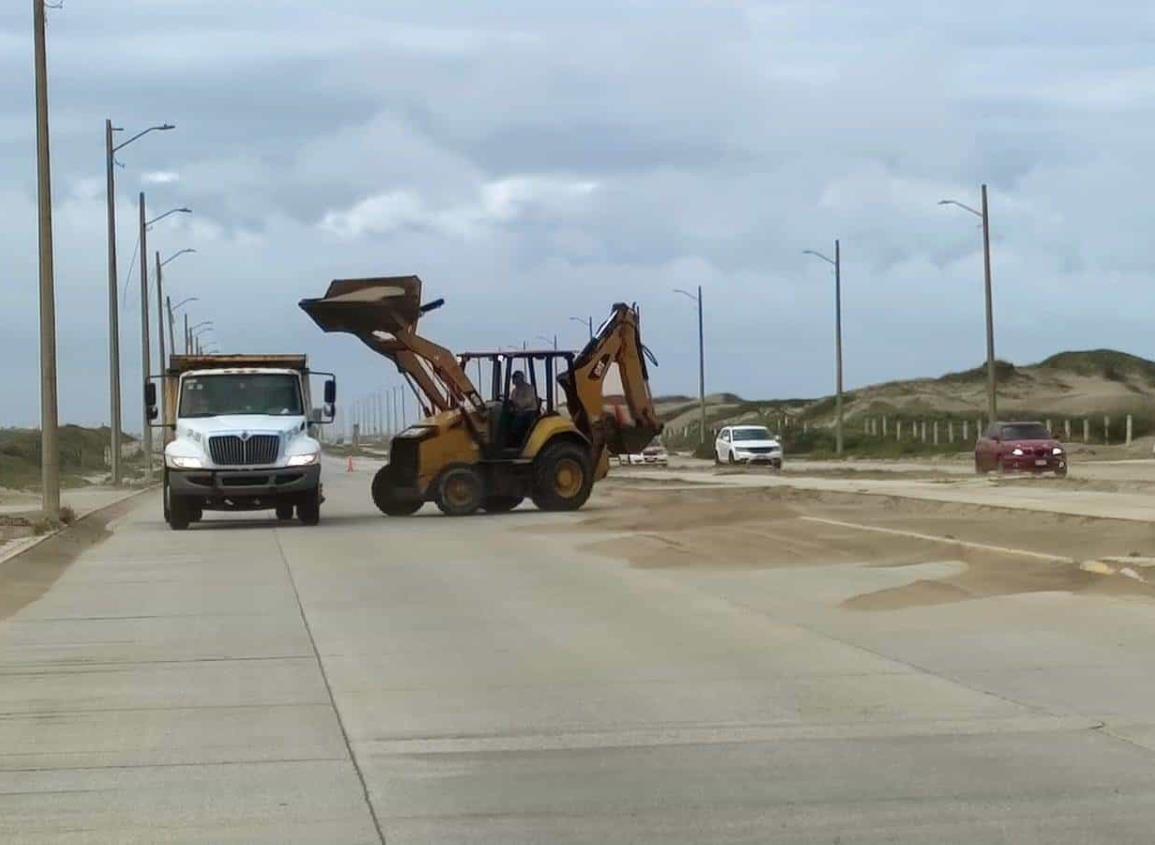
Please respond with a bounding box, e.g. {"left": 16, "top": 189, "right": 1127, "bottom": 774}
{"left": 372, "top": 465, "right": 423, "bottom": 516}
{"left": 531, "top": 441, "right": 594, "bottom": 512}
{"left": 435, "top": 465, "right": 484, "bottom": 517}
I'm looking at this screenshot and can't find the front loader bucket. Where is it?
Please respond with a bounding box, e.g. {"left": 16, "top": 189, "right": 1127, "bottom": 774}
{"left": 299, "top": 275, "right": 424, "bottom": 338}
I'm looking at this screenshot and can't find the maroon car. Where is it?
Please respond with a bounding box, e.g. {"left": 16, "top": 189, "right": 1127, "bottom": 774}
{"left": 975, "top": 421, "right": 1068, "bottom": 476}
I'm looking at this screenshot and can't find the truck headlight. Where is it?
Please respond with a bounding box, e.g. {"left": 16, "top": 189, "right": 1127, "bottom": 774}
{"left": 1052, "top": 447, "right": 1064, "bottom": 455}
{"left": 168, "top": 456, "right": 203, "bottom": 469}
{"left": 287, "top": 453, "right": 319, "bottom": 467}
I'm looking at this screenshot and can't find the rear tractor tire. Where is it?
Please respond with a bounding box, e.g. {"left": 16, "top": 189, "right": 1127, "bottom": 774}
{"left": 531, "top": 441, "right": 594, "bottom": 512}
{"left": 435, "top": 465, "right": 485, "bottom": 517}
{"left": 371, "top": 465, "right": 423, "bottom": 516}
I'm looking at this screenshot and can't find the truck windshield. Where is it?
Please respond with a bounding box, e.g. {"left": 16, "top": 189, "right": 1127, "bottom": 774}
{"left": 179, "top": 374, "right": 303, "bottom": 418}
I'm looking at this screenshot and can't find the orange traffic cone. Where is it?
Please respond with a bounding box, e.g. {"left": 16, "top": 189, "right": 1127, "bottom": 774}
{"left": 346, "top": 455, "right": 355, "bottom": 473}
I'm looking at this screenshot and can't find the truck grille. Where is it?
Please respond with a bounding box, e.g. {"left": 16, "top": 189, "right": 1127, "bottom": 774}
{"left": 208, "top": 434, "right": 280, "bottom": 466}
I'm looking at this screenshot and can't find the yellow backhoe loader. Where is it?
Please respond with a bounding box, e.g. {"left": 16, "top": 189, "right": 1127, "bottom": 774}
{"left": 299, "top": 275, "right": 662, "bottom": 516}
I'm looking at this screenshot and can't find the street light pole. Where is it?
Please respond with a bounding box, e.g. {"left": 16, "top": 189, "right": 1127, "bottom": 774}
{"left": 155, "top": 252, "right": 168, "bottom": 428}
{"left": 939, "top": 186, "right": 998, "bottom": 424}
{"left": 674, "top": 288, "right": 706, "bottom": 445}
{"left": 104, "top": 120, "right": 122, "bottom": 485}
{"left": 105, "top": 121, "right": 173, "bottom": 486}
{"left": 139, "top": 193, "right": 152, "bottom": 477}
{"left": 980, "top": 185, "right": 997, "bottom": 426}
{"left": 33, "top": 0, "right": 59, "bottom": 518}
{"left": 803, "top": 242, "right": 845, "bottom": 455}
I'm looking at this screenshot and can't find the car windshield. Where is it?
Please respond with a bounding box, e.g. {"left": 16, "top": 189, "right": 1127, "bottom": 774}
{"left": 732, "top": 427, "right": 772, "bottom": 442}
{"left": 1001, "top": 423, "right": 1051, "bottom": 440}
{"left": 179, "top": 374, "right": 303, "bottom": 418}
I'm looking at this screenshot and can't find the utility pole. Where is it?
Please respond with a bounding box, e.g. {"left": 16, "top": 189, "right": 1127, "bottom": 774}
{"left": 33, "top": 0, "right": 59, "bottom": 517}
{"left": 183, "top": 313, "right": 189, "bottom": 353}
{"left": 104, "top": 119, "right": 122, "bottom": 485}
{"left": 139, "top": 193, "right": 152, "bottom": 477}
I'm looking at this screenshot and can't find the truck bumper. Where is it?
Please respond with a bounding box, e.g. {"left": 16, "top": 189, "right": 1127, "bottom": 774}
{"left": 168, "top": 465, "right": 321, "bottom": 510}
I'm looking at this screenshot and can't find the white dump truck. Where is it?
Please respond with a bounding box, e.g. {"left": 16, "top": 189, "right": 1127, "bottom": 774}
{"left": 145, "top": 354, "right": 336, "bottom": 530}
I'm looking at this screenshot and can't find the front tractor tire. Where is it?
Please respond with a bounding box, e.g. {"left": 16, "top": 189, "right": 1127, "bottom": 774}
{"left": 372, "top": 465, "right": 423, "bottom": 516}
{"left": 531, "top": 441, "right": 594, "bottom": 512}
{"left": 435, "top": 465, "right": 485, "bottom": 517}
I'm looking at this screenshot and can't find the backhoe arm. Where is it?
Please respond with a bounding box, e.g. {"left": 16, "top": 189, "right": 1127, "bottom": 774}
{"left": 559, "top": 303, "right": 663, "bottom": 455}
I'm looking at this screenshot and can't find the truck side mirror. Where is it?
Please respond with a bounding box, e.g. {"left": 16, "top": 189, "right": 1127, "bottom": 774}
{"left": 324, "top": 379, "right": 337, "bottom": 405}
{"left": 144, "top": 383, "right": 158, "bottom": 420}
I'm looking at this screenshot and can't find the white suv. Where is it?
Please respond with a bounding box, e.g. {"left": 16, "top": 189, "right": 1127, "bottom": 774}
{"left": 715, "top": 425, "right": 783, "bottom": 468}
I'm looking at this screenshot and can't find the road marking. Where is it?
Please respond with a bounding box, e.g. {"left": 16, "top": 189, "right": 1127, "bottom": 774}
{"left": 798, "top": 516, "right": 1069, "bottom": 562}
{"left": 362, "top": 715, "right": 1099, "bottom": 756}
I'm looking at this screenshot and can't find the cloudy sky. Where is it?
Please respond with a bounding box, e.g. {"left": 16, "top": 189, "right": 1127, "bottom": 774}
{"left": 2, "top": 1, "right": 1155, "bottom": 430}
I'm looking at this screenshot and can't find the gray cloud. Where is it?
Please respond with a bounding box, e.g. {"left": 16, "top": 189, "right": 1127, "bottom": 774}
{"left": 2, "top": 1, "right": 1155, "bottom": 431}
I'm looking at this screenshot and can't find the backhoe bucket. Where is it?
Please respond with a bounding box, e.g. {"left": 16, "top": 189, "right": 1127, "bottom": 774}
{"left": 299, "top": 276, "right": 424, "bottom": 338}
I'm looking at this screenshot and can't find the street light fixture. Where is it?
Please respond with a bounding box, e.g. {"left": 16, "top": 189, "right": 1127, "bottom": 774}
{"left": 156, "top": 249, "right": 197, "bottom": 425}
{"left": 939, "top": 185, "right": 997, "bottom": 426}
{"left": 803, "top": 242, "right": 845, "bottom": 456}
{"left": 673, "top": 287, "right": 706, "bottom": 446}
{"left": 105, "top": 120, "right": 174, "bottom": 485}
{"left": 569, "top": 315, "right": 593, "bottom": 339}
{"left": 171, "top": 296, "right": 198, "bottom": 312}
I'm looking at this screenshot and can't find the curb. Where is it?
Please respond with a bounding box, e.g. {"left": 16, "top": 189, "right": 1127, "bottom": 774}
{"left": 0, "top": 486, "right": 156, "bottom": 568}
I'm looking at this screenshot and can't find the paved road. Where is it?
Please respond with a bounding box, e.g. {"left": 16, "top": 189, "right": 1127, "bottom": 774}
{"left": 5, "top": 458, "right": 1155, "bottom": 841}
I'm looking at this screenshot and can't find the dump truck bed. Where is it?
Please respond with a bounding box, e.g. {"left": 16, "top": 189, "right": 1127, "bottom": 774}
{"left": 167, "top": 354, "right": 309, "bottom": 375}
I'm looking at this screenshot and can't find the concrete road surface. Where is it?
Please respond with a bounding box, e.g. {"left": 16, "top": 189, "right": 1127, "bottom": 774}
{"left": 5, "top": 457, "right": 1155, "bottom": 842}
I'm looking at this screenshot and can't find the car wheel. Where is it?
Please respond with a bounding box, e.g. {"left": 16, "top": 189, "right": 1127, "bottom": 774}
{"left": 727, "top": 450, "right": 736, "bottom": 465}
{"left": 275, "top": 503, "right": 295, "bottom": 521}
{"left": 974, "top": 458, "right": 988, "bottom": 475}
{"left": 1055, "top": 466, "right": 1068, "bottom": 478}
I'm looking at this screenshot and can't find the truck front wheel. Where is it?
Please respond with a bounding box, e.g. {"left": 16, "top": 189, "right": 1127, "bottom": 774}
{"left": 163, "top": 473, "right": 192, "bottom": 531}
{"left": 297, "top": 490, "right": 321, "bottom": 526}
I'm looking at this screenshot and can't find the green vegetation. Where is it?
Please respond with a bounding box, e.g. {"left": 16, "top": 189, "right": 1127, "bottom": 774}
{"left": 0, "top": 426, "right": 136, "bottom": 491}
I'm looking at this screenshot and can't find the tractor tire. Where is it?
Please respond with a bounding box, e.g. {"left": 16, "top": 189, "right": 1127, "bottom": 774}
{"left": 371, "top": 465, "right": 423, "bottom": 516}
{"left": 297, "top": 489, "right": 321, "bottom": 526}
{"left": 482, "top": 495, "right": 523, "bottom": 514}
{"left": 531, "top": 441, "right": 594, "bottom": 512}
{"left": 435, "top": 465, "right": 484, "bottom": 517}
